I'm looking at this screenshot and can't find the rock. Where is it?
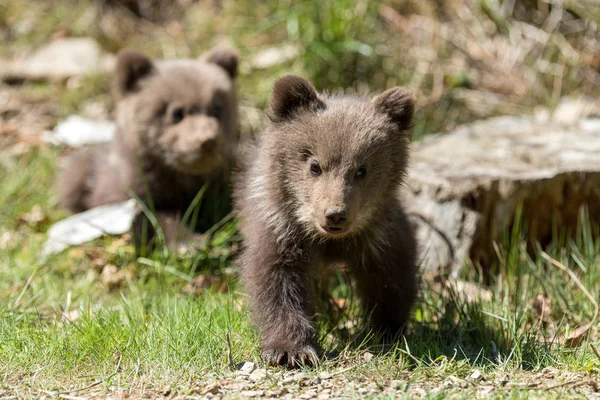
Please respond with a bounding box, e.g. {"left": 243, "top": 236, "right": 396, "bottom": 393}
{"left": 299, "top": 389, "right": 318, "bottom": 399}
{"left": 406, "top": 114, "right": 600, "bottom": 274}
{"left": 42, "top": 199, "right": 138, "bottom": 256}
{"left": 390, "top": 380, "right": 404, "bottom": 390}
{"left": 468, "top": 369, "right": 483, "bottom": 381}
{"left": 250, "top": 44, "right": 300, "bottom": 70}
{"left": 248, "top": 368, "right": 267, "bottom": 382}
{"left": 45, "top": 115, "right": 115, "bottom": 147}
{"left": 235, "top": 361, "right": 256, "bottom": 375}
{"left": 202, "top": 383, "right": 221, "bottom": 395}
{"left": 0, "top": 38, "right": 116, "bottom": 82}
{"left": 293, "top": 372, "right": 309, "bottom": 383}
{"left": 240, "top": 390, "right": 264, "bottom": 398}
{"left": 318, "top": 372, "right": 331, "bottom": 381}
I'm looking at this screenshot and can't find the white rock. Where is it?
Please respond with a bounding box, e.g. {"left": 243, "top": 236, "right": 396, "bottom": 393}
{"left": 468, "top": 369, "right": 483, "bottom": 381}
{"left": 42, "top": 199, "right": 138, "bottom": 256}
{"left": 1, "top": 38, "right": 116, "bottom": 81}
{"left": 46, "top": 115, "right": 115, "bottom": 147}
{"left": 236, "top": 361, "right": 256, "bottom": 375}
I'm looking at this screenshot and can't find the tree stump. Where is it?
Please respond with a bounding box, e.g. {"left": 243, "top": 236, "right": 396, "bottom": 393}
{"left": 405, "top": 109, "right": 600, "bottom": 276}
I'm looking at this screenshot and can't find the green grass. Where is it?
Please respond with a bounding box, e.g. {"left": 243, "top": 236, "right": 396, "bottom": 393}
{"left": 1, "top": 150, "right": 599, "bottom": 398}
{"left": 4, "top": 0, "right": 600, "bottom": 136}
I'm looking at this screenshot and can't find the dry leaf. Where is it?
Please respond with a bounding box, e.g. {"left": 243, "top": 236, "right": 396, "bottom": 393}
{"left": 85, "top": 246, "right": 107, "bottom": 269}
{"left": 20, "top": 204, "right": 47, "bottom": 227}
{"left": 0, "top": 231, "right": 18, "bottom": 251}
{"left": 565, "top": 322, "right": 593, "bottom": 348}
{"left": 113, "top": 351, "right": 121, "bottom": 366}
{"left": 182, "top": 275, "right": 228, "bottom": 295}
{"left": 100, "top": 264, "right": 129, "bottom": 290}
{"left": 108, "top": 235, "right": 130, "bottom": 253}
{"left": 361, "top": 352, "right": 374, "bottom": 362}
{"left": 329, "top": 298, "right": 346, "bottom": 309}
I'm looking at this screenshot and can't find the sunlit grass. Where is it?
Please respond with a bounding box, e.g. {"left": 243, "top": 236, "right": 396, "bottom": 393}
{"left": 1, "top": 151, "right": 599, "bottom": 398}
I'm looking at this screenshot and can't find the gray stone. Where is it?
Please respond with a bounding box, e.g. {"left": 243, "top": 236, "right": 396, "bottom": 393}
{"left": 248, "top": 368, "right": 267, "bottom": 382}
{"left": 1, "top": 38, "right": 115, "bottom": 82}
{"left": 235, "top": 361, "right": 256, "bottom": 375}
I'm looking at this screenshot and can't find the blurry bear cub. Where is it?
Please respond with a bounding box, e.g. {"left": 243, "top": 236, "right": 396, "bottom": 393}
{"left": 57, "top": 45, "right": 239, "bottom": 252}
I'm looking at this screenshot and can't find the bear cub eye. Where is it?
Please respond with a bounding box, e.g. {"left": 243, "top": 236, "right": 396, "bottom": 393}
{"left": 310, "top": 161, "right": 322, "bottom": 177}
{"left": 171, "top": 107, "right": 185, "bottom": 124}
{"left": 210, "top": 103, "right": 223, "bottom": 119}
{"left": 355, "top": 166, "right": 367, "bottom": 180}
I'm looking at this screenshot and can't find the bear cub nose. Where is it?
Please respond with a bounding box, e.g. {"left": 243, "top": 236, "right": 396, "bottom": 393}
{"left": 325, "top": 209, "right": 347, "bottom": 226}
{"left": 201, "top": 137, "right": 217, "bottom": 152}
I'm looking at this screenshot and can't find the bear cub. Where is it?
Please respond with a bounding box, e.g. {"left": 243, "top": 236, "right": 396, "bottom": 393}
{"left": 234, "top": 75, "right": 419, "bottom": 367}
{"left": 58, "top": 45, "right": 239, "bottom": 251}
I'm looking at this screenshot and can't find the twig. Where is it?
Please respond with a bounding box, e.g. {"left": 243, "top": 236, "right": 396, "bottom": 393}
{"left": 407, "top": 211, "right": 456, "bottom": 261}
{"left": 58, "top": 356, "right": 121, "bottom": 395}
{"left": 591, "top": 343, "right": 600, "bottom": 363}
{"left": 523, "top": 378, "right": 591, "bottom": 391}
{"left": 330, "top": 364, "right": 358, "bottom": 377}
{"left": 225, "top": 330, "right": 234, "bottom": 371}
{"left": 13, "top": 270, "right": 36, "bottom": 309}
{"left": 496, "top": 378, "right": 592, "bottom": 391}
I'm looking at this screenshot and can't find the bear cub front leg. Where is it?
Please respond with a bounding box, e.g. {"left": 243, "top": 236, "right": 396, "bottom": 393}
{"left": 244, "top": 249, "right": 320, "bottom": 367}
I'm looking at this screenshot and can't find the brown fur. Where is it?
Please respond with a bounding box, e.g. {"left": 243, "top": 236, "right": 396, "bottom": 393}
{"left": 58, "top": 45, "right": 239, "bottom": 250}
{"left": 234, "top": 76, "right": 419, "bottom": 367}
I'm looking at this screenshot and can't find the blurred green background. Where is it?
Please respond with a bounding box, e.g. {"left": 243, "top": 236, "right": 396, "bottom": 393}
{"left": 2, "top": 0, "right": 599, "bottom": 140}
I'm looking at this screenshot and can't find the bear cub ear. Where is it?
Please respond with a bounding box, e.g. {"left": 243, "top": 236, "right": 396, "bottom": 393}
{"left": 269, "top": 75, "right": 326, "bottom": 122}
{"left": 114, "top": 50, "right": 155, "bottom": 97}
{"left": 372, "top": 87, "right": 415, "bottom": 131}
{"left": 202, "top": 45, "right": 240, "bottom": 79}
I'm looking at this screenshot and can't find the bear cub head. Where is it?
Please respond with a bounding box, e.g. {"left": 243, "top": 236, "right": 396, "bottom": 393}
{"left": 262, "top": 75, "right": 415, "bottom": 239}
{"left": 114, "top": 45, "right": 239, "bottom": 175}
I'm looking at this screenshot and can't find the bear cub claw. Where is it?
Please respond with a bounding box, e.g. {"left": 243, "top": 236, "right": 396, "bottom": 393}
{"left": 263, "top": 344, "right": 320, "bottom": 368}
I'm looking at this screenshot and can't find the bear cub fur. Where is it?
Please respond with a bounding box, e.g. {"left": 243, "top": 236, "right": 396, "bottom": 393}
{"left": 58, "top": 45, "right": 239, "bottom": 250}
{"left": 234, "top": 75, "right": 419, "bottom": 367}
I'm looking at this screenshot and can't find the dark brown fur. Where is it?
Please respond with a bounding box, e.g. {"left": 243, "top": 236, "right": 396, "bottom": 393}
{"left": 234, "top": 76, "right": 419, "bottom": 367}
{"left": 58, "top": 46, "right": 239, "bottom": 251}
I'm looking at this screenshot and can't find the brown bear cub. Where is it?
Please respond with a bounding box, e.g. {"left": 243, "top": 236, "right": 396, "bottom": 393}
{"left": 58, "top": 46, "right": 239, "bottom": 251}
{"left": 234, "top": 75, "right": 419, "bottom": 367}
